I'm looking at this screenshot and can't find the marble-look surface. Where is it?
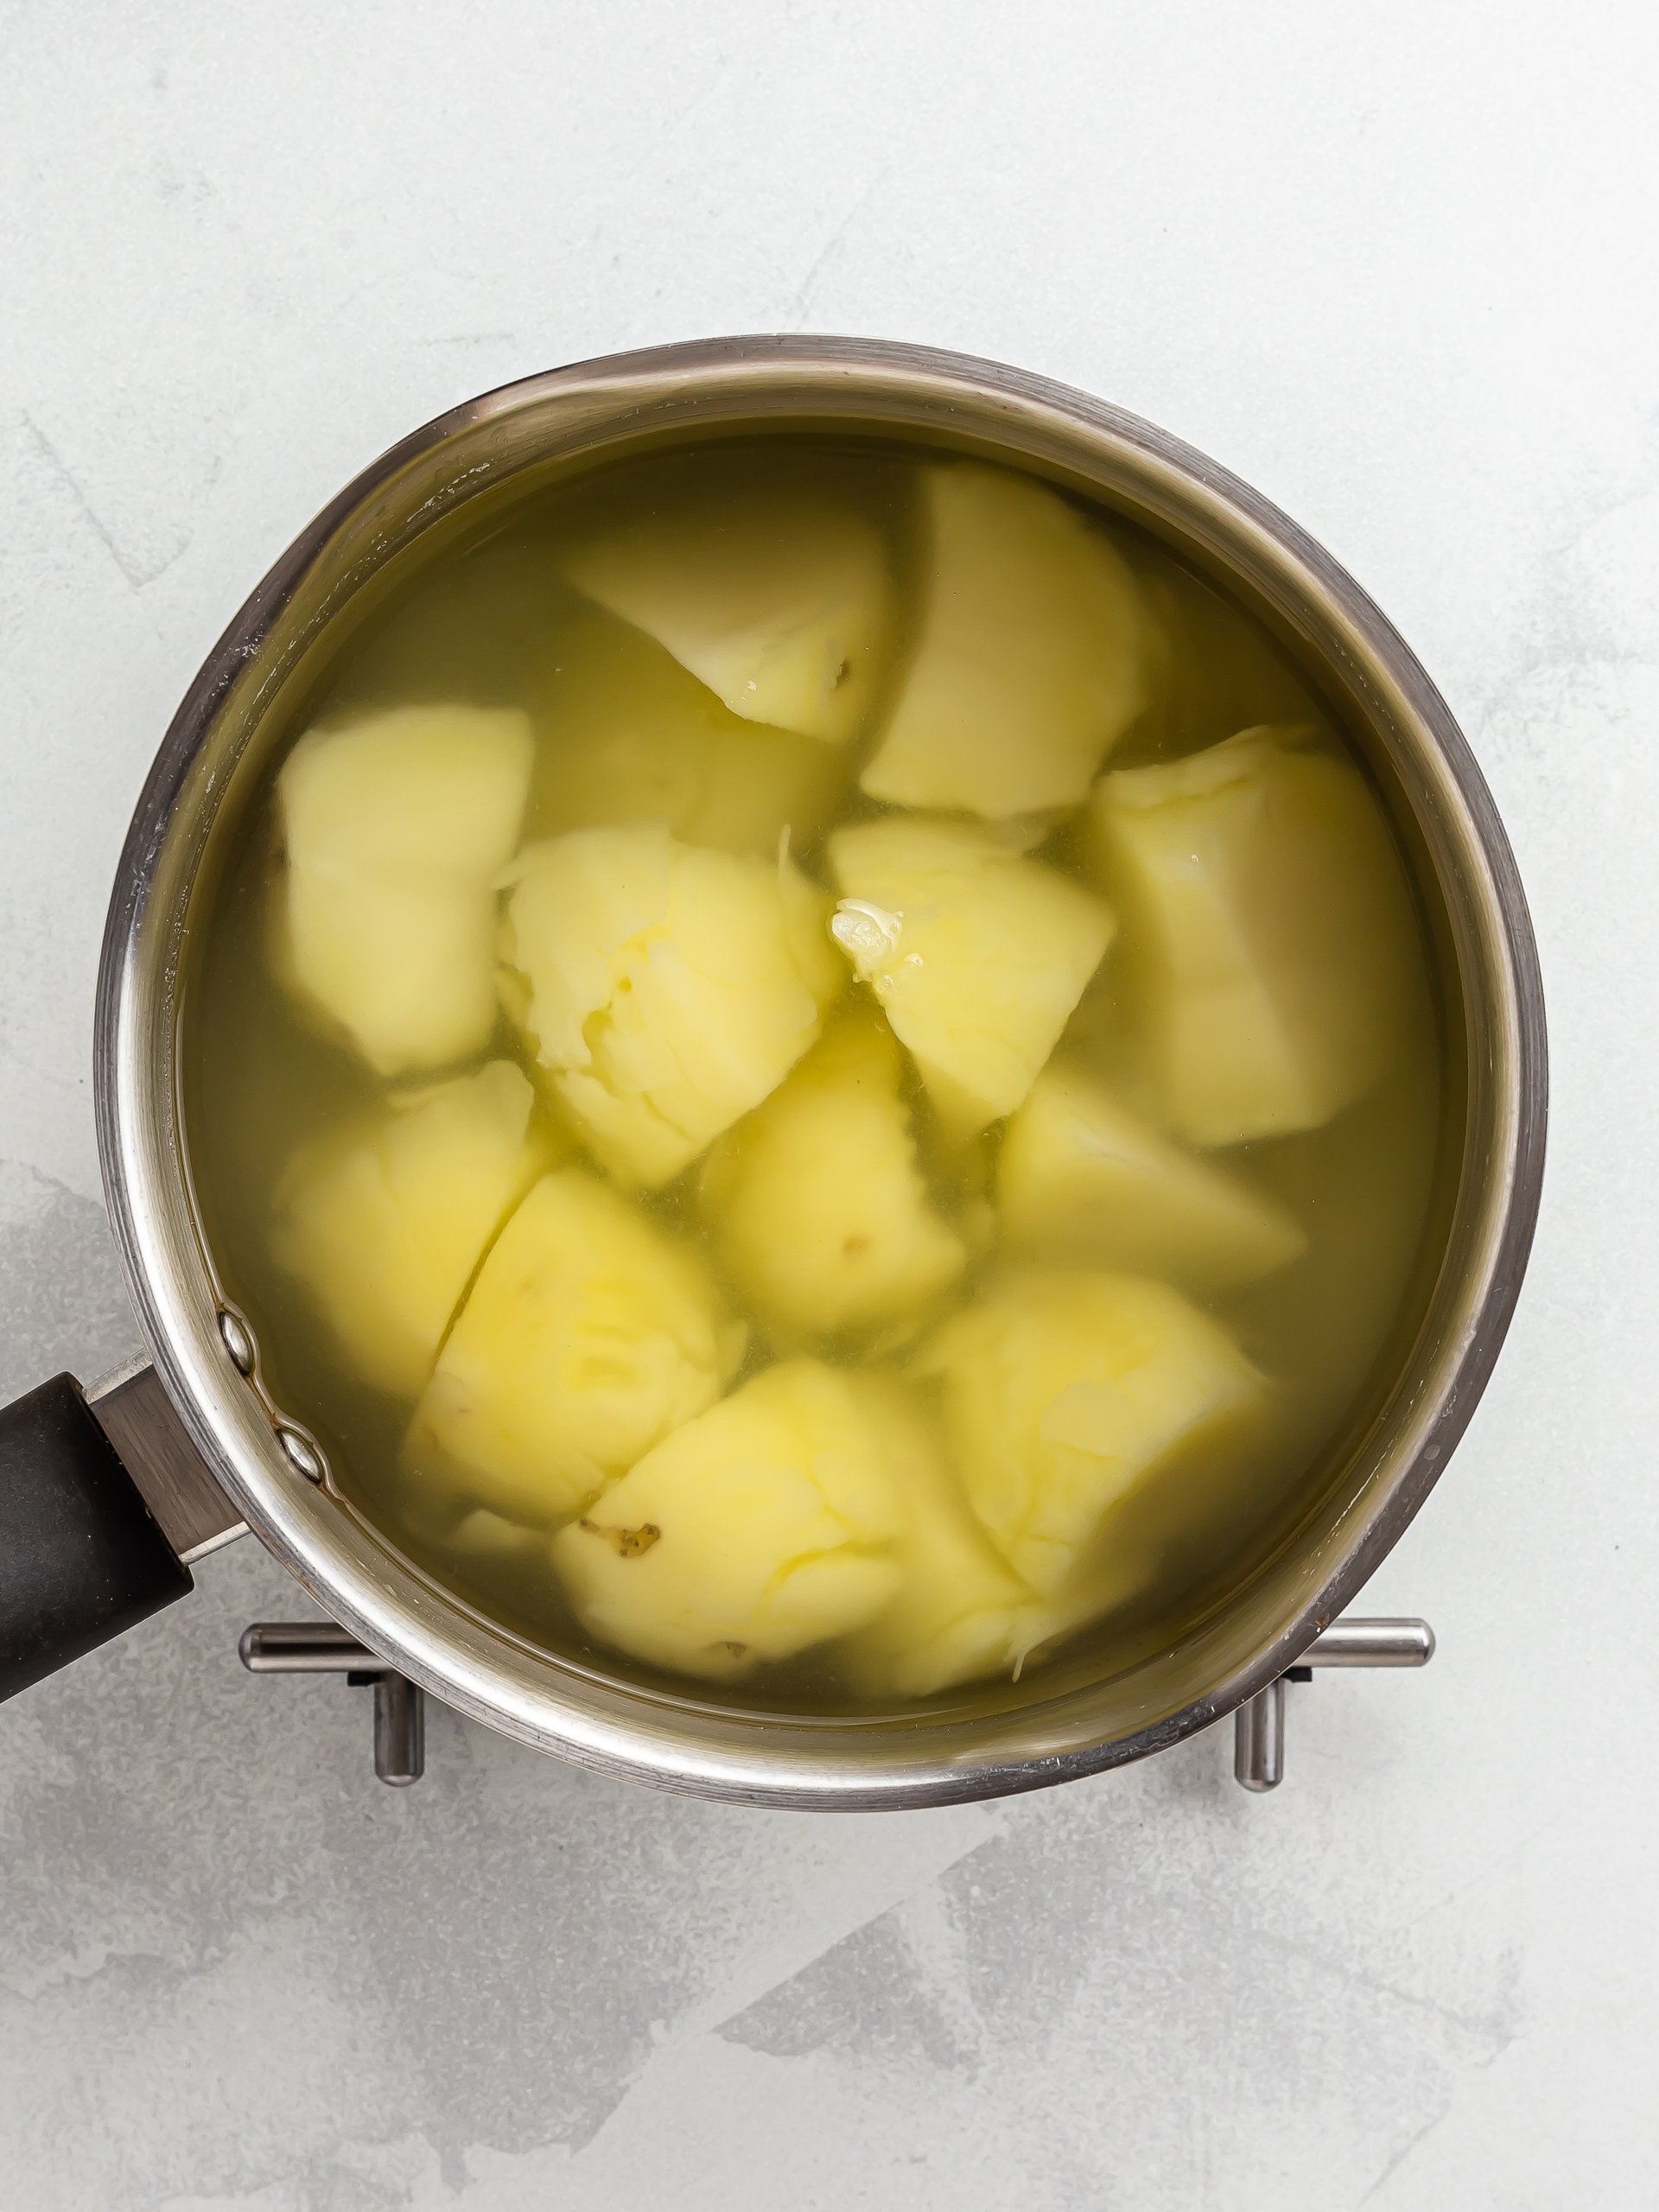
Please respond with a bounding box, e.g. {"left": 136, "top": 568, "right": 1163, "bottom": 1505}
{"left": 3, "top": 3, "right": 1656, "bottom": 2204}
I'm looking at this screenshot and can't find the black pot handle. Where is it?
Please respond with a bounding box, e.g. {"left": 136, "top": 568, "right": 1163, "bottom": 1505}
{"left": 0, "top": 1365, "right": 244, "bottom": 1703}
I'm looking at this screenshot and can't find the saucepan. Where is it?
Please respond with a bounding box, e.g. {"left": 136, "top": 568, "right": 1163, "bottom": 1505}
{"left": 0, "top": 337, "right": 1546, "bottom": 1807}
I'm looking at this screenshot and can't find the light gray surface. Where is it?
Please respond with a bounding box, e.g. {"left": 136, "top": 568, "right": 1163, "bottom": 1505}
{"left": 1, "top": 3, "right": 1656, "bottom": 2205}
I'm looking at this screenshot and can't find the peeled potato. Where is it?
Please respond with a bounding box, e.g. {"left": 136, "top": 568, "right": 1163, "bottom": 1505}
{"left": 270, "top": 1061, "right": 552, "bottom": 1399}
{"left": 1130, "top": 551, "right": 1325, "bottom": 760}
{"left": 997, "top": 1063, "right": 1306, "bottom": 1289}
{"left": 503, "top": 822, "right": 844, "bottom": 1188}
{"left": 698, "top": 1007, "right": 967, "bottom": 1337}
{"left": 828, "top": 816, "right": 1115, "bottom": 1141}
{"left": 915, "top": 1271, "right": 1267, "bottom": 1595}
{"left": 860, "top": 461, "right": 1151, "bottom": 817}
{"left": 1090, "top": 727, "right": 1421, "bottom": 1145}
{"left": 403, "top": 1168, "right": 741, "bottom": 1526}
{"left": 449, "top": 1507, "right": 549, "bottom": 1563}
{"left": 274, "top": 704, "right": 532, "bottom": 1075}
{"left": 562, "top": 480, "right": 892, "bottom": 744}
{"left": 525, "top": 599, "right": 849, "bottom": 855}
{"left": 551, "top": 1359, "right": 905, "bottom": 1679}
{"left": 838, "top": 1373, "right": 1156, "bottom": 1697}
{"left": 836, "top": 1374, "right": 1033, "bottom": 1697}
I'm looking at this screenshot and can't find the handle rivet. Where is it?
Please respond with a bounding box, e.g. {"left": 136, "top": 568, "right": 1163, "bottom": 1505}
{"left": 276, "top": 1426, "right": 326, "bottom": 1484}
{"left": 218, "top": 1310, "right": 256, "bottom": 1376}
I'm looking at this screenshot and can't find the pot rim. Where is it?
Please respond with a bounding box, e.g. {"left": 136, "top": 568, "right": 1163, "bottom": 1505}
{"left": 93, "top": 335, "right": 1547, "bottom": 1808}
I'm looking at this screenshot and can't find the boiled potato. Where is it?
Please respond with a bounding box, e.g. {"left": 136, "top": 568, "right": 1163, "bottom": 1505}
{"left": 503, "top": 822, "right": 844, "bottom": 1188}
{"left": 448, "top": 1507, "right": 548, "bottom": 1562}
{"left": 551, "top": 1359, "right": 905, "bottom": 1679}
{"left": 839, "top": 1373, "right": 1156, "bottom": 1697}
{"left": 915, "top": 1271, "right": 1266, "bottom": 1594}
{"left": 403, "top": 1168, "right": 741, "bottom": 1526}
{"left": 562, "top": 480, "right": 892, "bottom": 744}
{"left": 274, "top": 704, "right": 532, "bottom": 1075}
{"left": 525, "top": 598, "right": 849, "bottom": 855}
{"left": 859, "top": 461, "right": 1151, "bottom": 817}
{"left": 997, "top": 1063, "right": 1306, "bottom": 1289}
{"left": 270, "top": 1060, "right": 553, "bottom": 1399}
{"left": 698, "top": 1007, "right": 967, "bottom": 1337}
{"left": 1090, "top": 726, "right": 1421, "bottom": 1144}
{"left": 828, "top": 816, "right": 1115, "bottom": 1141}
{"left": 1129, "top": 552, "right": 1325, "bottom": 760}
{"left": 836, "top": 1373, "right": 1033, "bottom": 1697}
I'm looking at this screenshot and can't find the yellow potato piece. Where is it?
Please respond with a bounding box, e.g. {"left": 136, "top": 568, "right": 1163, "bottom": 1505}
{"left": 403, "top": 1168, "right": 741, "bottom": 1527}
{"left": 916, "top": 1271, "right": 1267, "bottom": 1595}
{"left": 836, "top": 1374, "right": 1033, "bottom": 1698}
{"left": 449, "top": 1507, "right": 548, "bottom": 1563}
{"left": 1131, "top": 552, "right": 1325, "bottom": 760}
{"left": 997, "top": 1063, "right": 1306, "bottom": 1290}
{"left": 270, "top": 1061, "right": 552, "bottom": 1400}
{"left": 552, "top": 1359, "right": 905, "bottom": 1680}
{"left": 562, "top": 483, "right": 892, "bottom": 744}
{"left": 525, "top": 599, "right": 849, "bottom": 855}
{"left": 828, "top": 816, "right": 1115, "bottom": 1141}
{"left": 503, "top": 822, "right": 843, "bottom": 1188}
{"left": 1090, "top": 727, "right": 1421, "bottom": 1145}
{"left": 839, "top": 1374, "right": 1155, "bottom": 1698}
{"left": 860, "top": 461, "right": 1151, "bottom": 817}
{"left": 698, "top": 1008, "right": 967, "bottom": 1337}
{"left": 274, "top": 704, "right": 532, "bottom": 1075}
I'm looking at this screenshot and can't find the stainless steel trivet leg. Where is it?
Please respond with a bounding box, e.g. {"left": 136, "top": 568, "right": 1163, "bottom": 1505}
{"left": 1233, "top": 1617, "right": 1435, "bottom": 1792}
{"left": 239, "top": 1623, "right": 425, "bottom": 1785}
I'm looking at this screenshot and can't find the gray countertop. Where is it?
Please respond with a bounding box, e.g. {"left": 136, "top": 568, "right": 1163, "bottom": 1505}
{"left": 3, "top": 4, "right": 1656, "bottom": 2205}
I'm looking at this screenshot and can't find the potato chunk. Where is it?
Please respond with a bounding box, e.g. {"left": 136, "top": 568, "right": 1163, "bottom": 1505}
{"left": 859, "top": 461, "right": 1151, "bottom": 817}
{"left": 562, "top": 483, "right": 891, "bottom": 744}
{"left": 698, "top": 1008, "right": 967, "bottom": 1337}
{"left": 997, "top": 1063, "right": 1306, "bottom": 1289}
{"left": 839, "top": 1374, "right": 1155, "bottom": 1697}
{"left": 270, "top": 1061, "right": 552, "bottom": 1399}
{"left": 915, "top": 1271, "right": 1266, "bottom": 1594}
{"left": 1089, "top": 727, "right": 1421, "bottom": 1145}
{"left": 403, "top": 1168, "right": 741, "bottom": 1526}
{"left": 836, "top": 1375, "right": 1033, "bottom": 1697}
{"left": 274, "top": 704, "right": 532, "bottom": 1075}
{"left": 525, "top": 599, "right": 849, "bottom": 855}
{"left": 828, "top": 817, "right": 1115, "bottom": 1141}
{"left": 551, "top": 1359, "right": 905, "bottom": 1680}
{"left": 503, "top": 823, "right": 844, "bottom": 1188}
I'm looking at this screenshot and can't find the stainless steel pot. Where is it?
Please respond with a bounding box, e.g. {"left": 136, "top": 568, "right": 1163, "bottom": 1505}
{"left": 2, "top": 336, "right": 1547, "bottom": 1808}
